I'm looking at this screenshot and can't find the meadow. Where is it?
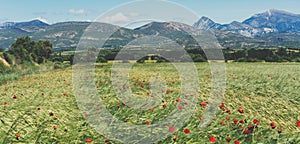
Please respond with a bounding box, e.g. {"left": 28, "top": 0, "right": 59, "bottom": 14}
{"left": 0, "top": 62, "right": 299, "bottom": 143}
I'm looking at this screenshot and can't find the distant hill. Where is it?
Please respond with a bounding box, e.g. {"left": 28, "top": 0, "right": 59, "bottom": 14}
{"left": 1, "top": 10, "right": 300, "bottom": 51}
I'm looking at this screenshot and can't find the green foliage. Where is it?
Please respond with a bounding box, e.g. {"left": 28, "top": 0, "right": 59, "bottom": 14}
{"left": 8, "top": 36, "right": 53, "bottom": 64}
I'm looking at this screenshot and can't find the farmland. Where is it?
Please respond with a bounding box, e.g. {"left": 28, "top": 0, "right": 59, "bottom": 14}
{"left": 0, "top": 62, "right": 299, "bottom": 143}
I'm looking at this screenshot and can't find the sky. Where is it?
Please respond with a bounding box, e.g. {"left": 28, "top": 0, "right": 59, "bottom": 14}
{"left": 1, "top": 0, "right": 300, "bottom": 25}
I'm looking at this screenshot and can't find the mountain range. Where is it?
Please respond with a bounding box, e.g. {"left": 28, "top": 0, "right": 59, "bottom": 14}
{"left": 1, "top": 9, "right": 300, "bottom": 50}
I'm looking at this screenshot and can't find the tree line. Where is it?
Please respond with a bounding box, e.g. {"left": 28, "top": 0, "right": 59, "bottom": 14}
{"left": 2, "top": 36, "right": 53, "bottom": 65}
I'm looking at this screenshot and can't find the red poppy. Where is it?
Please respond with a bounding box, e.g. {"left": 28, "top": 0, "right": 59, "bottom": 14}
{"left": 13, "top": 95, "right": 17, "bottom": 99}
{"left": 178, "top": 105, "right": 183, "bottom": 109}
{"left": 149, "top": 107, "right": 154, "bottom": 111}
{"left": 278, "top": 129, "right": 282, "bottom": 134}
{"left": 42, "top": 92, "right": 44, "bottom": 96}
{"left": 146, "top": 121, "right": 151, "bottom": 125}
{"left": 226, "top": 116, "right": 230, "bottom": 121}
{"left": 226, "top": 110, "right": 231, "bottom": 114}
{"left": 105, "top": 139, "right": 110, "bottom": 143}
{"left": 253, "top": 119, "right": 259, "bottom": 125}
{"left": 219, "top": 103, "right": 225, "bottom": 110}
{"left": 234, "top": 139, "right": 240, "bottom": 144}
{"left": 163, "top": 103, "right": 167, "bottom": 108}
{"left": 3, "top": 101, "right": 7, "bottom": 105}
{"left": 270, "top": 121, "right": 276, "bottom": 129}
{"left": 86, "top": 138, "right": 92, "bottom": 143}
{"left": 243, "top": 128, "right": 250, "bottom": 134}
{"left": 168, "top": 126, "right": 176, "bottom": 133}
{"left": 209, "top": 136, "right": 217, "bottom": 143}
{"left": 297, "top": 120, "right": 300, "bottom": 127}
{"left": 199, "top": 117, "right": 204, "bottom": 121}
{"left": 49, "top": 112, "right": 54, "bottom": 116}
{"left": 53, "top": 125, "right": 57, "bottom": 130}
{"left": 205, "top": 74, "right": 210, "bottom": 78}
{"left": 15, "top": 133, "right": 21, "bottom": 140}
{"left": 166, "top": 91, "right": 170, "bottom": 95}
{"left": 200, "top": 102, "right": 207, "bottom": 109}
{"left": 233, "top": 119, "right": 238, "bottom": 124}
{"left": 221, "top": 120, "right": 226, "bottom": 126}
{"left": 184, "top": 128, "right": 190, "bottom": 134}
{"left": 239, "top": 120, "right": 245, "bottom": 124}
{"left": 173, "top": 136, "right": 177, "bottom": 141}
{"left": 226, "top": 137, "right": 231, "bottom": 142}
{"left": 238, "top": 107, "right": 243, "bottom": 114}
{"left": 63, "top": 93, "right": 67, "bottom": 96}
{"left": 176, "top": 98, "right": 182, "bottom": 102}
{"left": 146, "top": 91, "right": 150, "bottom": 95}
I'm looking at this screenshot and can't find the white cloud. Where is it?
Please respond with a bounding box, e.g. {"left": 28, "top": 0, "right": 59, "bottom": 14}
{"left": 69, "top": 9, "right": 90, "bottom": 14}
{"left": 103, "top": 13, "right": 130, "bottom": 23}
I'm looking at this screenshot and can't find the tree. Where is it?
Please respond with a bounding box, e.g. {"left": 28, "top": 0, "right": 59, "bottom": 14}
{"left": 8, "top": 36, "right": 53, "bottom": 64}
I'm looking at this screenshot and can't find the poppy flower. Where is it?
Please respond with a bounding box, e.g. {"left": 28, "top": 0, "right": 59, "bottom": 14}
{"left": 233, "top": 119, "right": 238, "bottom": 124}
{"left": 42, "top": 93, "right": 44, "bottom": 96}
{"left": 205, "top": 74, "right": 210, "bottom": 78}
{"left": 53, "top": 125, "right": 57, "bottom": 130}
{"left": 209, "top": 136, "right": 217, "bottom": 143}
{"left": 178, "top": 105, "right": 183, "bottom": 109}
{"left": 226, "top": 137, "right": 231, "bottom": 142}
{"left": 199, "top": 117, "right": 204, "bottom": 121}
{"left": 200, "top": 102, "right": 207, "bottom": 109}
{"left": 105, "top": 139, "right": 110, "bottom": 143}
{"left": 184, "top": 128, "right": 190, "bottom": 134}
{"left": 221, "top": 120, "right": 226, "bottom": 126}
{"left": 13, "top": 95, "right": 17, "bottom": 99}
{"left": 166, "top": 91, "right": 170, "bottom": 95}
{"left": 219, "top": 103, "right": 225, "bottom": 110}
{"left": 253, "top": 119, "right": 259, "bottom": 125}
{"left": 226, "top": 110, "right": 231, "bottom": 114}
{"left": 278, "top": 129, "right": 282, "bottom": 134}
{"left": 146, "top": 121, "right": 151, "bottom": 125}
{"left": 243, "top": 128, "right": 250, "bottom": 134}
{"left": 49, "top": 112, "right": 54, "bottom": 116}
{"left": 239, "top": 120, "right": 245, "bottom": 124}
{"left": 15, "top": 133, "right": 20, "bottom": 140}
{"left": 168, "top": 126, "right": 176, "bottom": 133}
{"left": 226, "top": 116, "right": 230, "bottom": 121}
{"left": 86, "top": 138, "right": 92, "bottom": 143}
{"left": 149, "top": 107, "right": 154, "bottom": 111}
{"left": 234, "top": 139, "right": 240, "bottom": 144}
{"left": 176, "top": 98, "right": 182, "bottom": 102}
{"left": 3, "top": 102, "right": 7, "bottom": 105}
{"left": 297, "top": 120, "right": 300, "bottom": 127}
{"left": 270, "top": 121, "right": 276, "bottom": 129}
{"left": 238, "top": 107, "right": 243, "bottom": 114}
{"left": 173, "top": 136, "right": 177, "bottom": 141}
{"left": 146, "top": 91, "right": 150, "bottom": 95}
{"left": 163, "top": 103, "right": 167, "bottom": 108}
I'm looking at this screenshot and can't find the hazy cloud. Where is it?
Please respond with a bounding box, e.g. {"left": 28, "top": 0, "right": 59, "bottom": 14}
{"left": 69, "top": 9, "right": 90, "bottom": 15}
{"left": 103, "top": 12, "right": 129, "bottom": 23}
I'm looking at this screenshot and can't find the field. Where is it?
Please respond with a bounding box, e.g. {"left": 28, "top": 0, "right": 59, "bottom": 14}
{"left": 0, "top": 63, "right": 299, "bottom": 143}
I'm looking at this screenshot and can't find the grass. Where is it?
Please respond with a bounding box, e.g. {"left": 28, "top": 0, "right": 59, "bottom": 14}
{"left": 0, "top": 62, "right": 299, "bottom": 143}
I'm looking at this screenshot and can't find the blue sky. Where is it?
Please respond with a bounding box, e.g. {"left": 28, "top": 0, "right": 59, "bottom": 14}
{"left": 1, "top": 0, "right": 300, "bottom": 24}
